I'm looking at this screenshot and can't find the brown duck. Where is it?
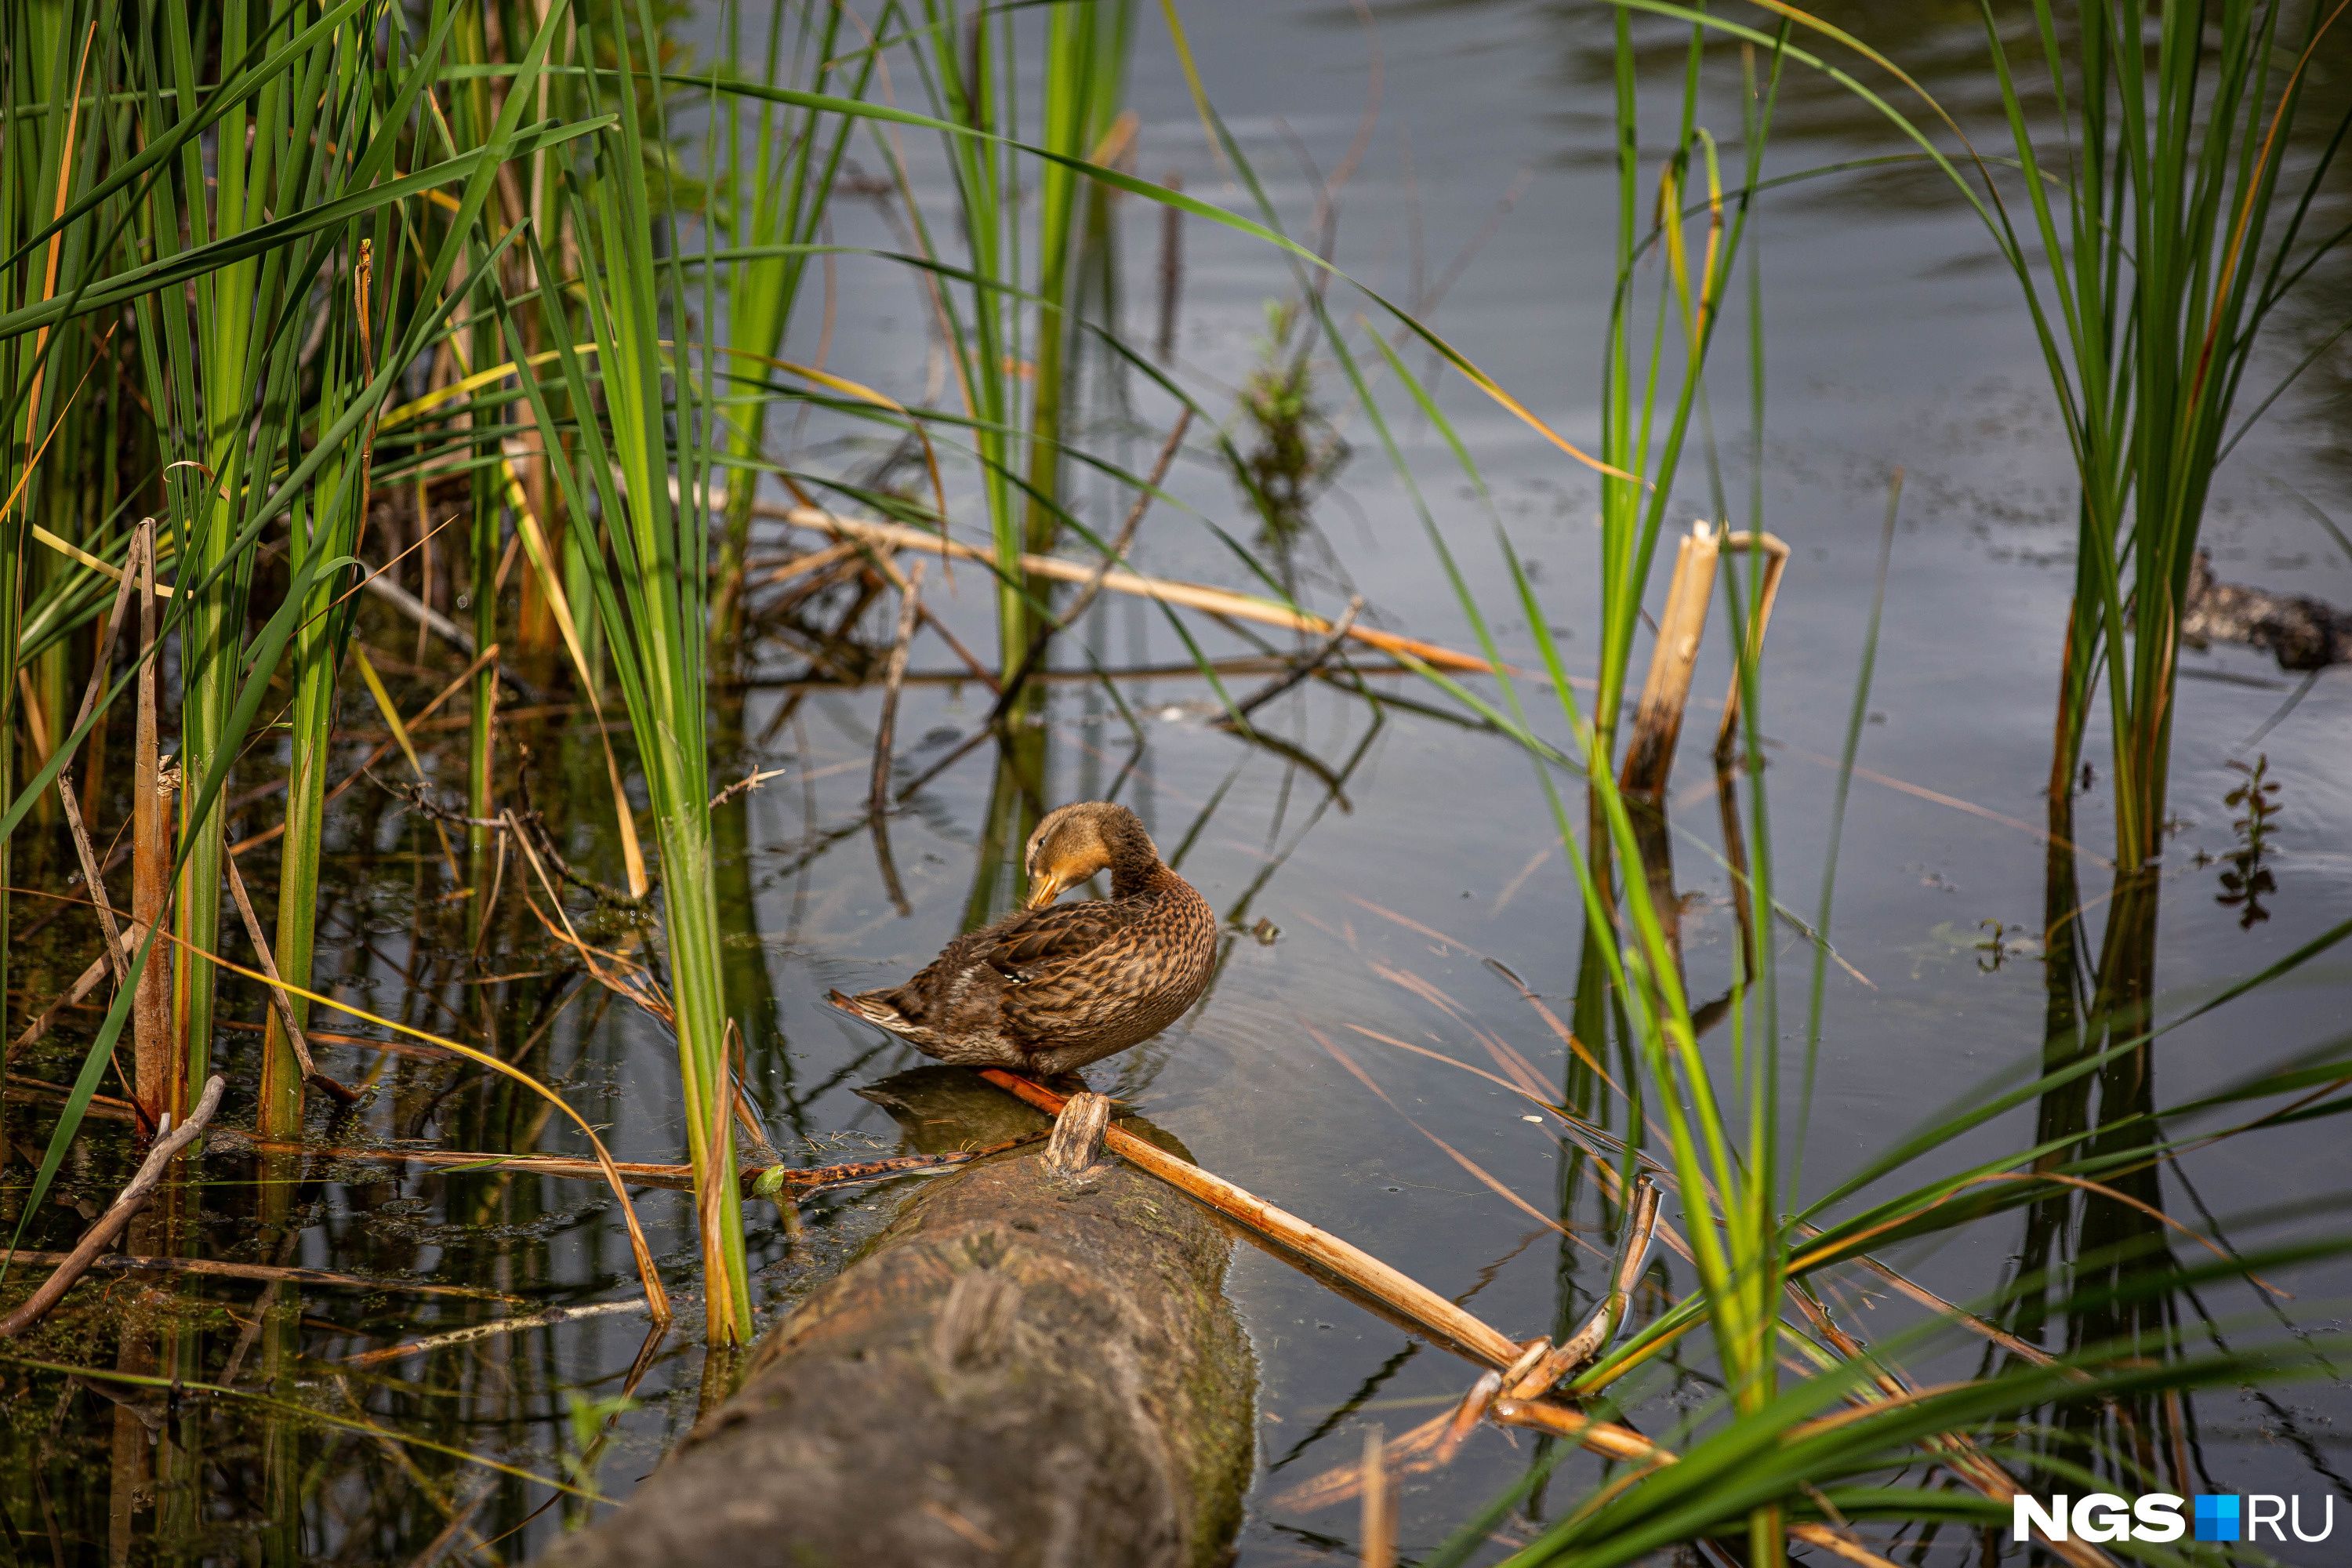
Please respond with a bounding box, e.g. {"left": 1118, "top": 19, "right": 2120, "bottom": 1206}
{"left": 826, "top": 801, "right": 1216, "bottom": 1076}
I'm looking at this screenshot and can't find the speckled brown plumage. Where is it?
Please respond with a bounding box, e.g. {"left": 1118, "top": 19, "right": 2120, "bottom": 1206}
{"left": 827, "top": 802, "right": 1216, "bottom": 1076}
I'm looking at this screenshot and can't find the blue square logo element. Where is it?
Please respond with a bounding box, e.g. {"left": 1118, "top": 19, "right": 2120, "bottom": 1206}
{"left": 2195, "top": 1495, "right": 2241, "bottom": 1542}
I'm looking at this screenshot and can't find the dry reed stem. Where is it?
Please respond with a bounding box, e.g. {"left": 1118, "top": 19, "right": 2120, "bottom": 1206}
{"left": 129, "top": 522, "right": 172, "bottom": 1121}
{"left": 1509, "top": 1177, "right": 1661, "bottom": 1397}
{"left": 1621, "top": 521, "right": 1721, "bottom": 799}
{"left": 1486, "top": 1398, "right": 1673, "bottom": 1465}
{"left": 53, "top": 549, "right": 142, "bottom": 994}
{"left": 1792, "top": 1291, "right": 2118, "bottom": 1568}
{"left": 975, "top": 1068, "right": 1521, "bottom": 1366}
{"left": 1788, "top": 1523, "right": 1905, "bottom": 1568}
{"left": 0, "top": 1075, "right": 223, "bottom": 1338}
{"left": 1712, "top": 530, "right": 1788, "bottom": 764}
{"left": 222, "top": 854, "right": 358, "bottom": 1104}
{"left": 773, "top": 505, "right": 1494, "bottom": 673}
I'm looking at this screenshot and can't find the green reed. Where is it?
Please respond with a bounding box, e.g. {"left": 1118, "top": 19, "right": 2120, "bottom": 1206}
{"left": 708, "top": 0, "right": 877, "bottom": 645}
{"left": 1980, "top": 1, "right": 2347, "bottom": 872}
{"left": 1312, "top": 12, "right": 2352, "bottom": 1564}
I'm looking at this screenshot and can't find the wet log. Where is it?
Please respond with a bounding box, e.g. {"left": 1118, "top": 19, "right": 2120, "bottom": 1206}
{"left": 540, "top": 1068, "right": 1255, "bottom": 1568}
{"left": 2183, "top": 549, "right": 2352, "bottom": 670}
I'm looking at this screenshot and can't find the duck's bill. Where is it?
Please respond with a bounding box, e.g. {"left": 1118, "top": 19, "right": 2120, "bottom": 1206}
{"left": 1025, "top": 871, "right": 1073, "bottom": 909}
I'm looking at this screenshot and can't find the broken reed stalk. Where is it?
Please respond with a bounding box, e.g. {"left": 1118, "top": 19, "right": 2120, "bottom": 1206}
{"left": 0, "top": 1074, "right": 223, "bottom": 1338}
{"left": 769, "top": 505, "right": 1493, "bottom": 674}
{"left": 129, "top": 522, "right": 173, "bottom": 1123}
{"left": 1507, "top": 1176, "right": 1661, "bottom": 1398}
{"left": 53, "top": 546, "right": 141, "bottom": 1001}
{"left": 221, "top": 855, "right": 358, "bottom": 1105}
{"left": 1713, "top": 529, "right": 1789, "bottom": 765}
{"left": 1620, "top": 520, "right": 1721, "bottom": 800}
{"left": 975, "top": 1068, "right": 1520, "bottom": 1367}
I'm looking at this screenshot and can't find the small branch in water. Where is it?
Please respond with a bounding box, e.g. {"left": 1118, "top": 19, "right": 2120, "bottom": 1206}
{"left": 1, "top": 1075, "right": 224, "bottom": 1338}
{"left": 0, "top": 1248, "right": 510, "bottom": 1301}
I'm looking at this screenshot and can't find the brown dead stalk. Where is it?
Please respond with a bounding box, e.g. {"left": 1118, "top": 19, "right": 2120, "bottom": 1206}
{"left": 223, "top": 854, "right": 358, "bottom": 1105}
{"left": 0, "top": 1075, "right": 224, "bottom": 1338}
{"left": 774, "top": 504, "right": 1493, "bottom": 674}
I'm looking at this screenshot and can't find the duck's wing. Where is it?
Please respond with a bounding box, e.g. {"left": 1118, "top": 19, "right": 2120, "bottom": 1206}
{"left": 970, "top": 897, "right": 1149, "bottom": 981}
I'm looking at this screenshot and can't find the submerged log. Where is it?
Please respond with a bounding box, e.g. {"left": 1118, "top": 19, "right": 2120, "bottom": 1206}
{"left": 541, "top": 1068, "right": 1255, "bottom": 1568}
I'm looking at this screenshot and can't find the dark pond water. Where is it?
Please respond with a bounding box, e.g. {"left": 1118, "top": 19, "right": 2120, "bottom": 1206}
{"left": 5, "top": 2, "right": 2350, "bottom": 1563}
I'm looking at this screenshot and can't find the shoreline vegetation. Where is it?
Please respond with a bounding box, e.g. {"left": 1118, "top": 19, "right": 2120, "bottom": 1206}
{"left": 2, "top": 2, "right": 2349, "bottom": 1563}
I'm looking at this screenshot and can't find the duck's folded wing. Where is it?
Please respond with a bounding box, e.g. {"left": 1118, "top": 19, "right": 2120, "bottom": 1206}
{"left": 977, "top": 899, "right": 1148, "bottom": 979}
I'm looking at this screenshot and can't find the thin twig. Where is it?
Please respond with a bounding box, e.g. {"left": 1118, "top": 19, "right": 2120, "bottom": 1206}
{"left": 340, "top": 1298, "right": 657, "bottom": 1369}
{"left": 710, "top": 767, "right": 788, "bottom": 810}
{"left": 1217, "top": 595, "right": 1363, "bottom": 728}
{"left": 871, "top": 559, "right": 927, "bottom": 824}
{"left": 993, "top": 408, "right": 1195, "bottom": 718}
{"left": 0, "top": 1076, "right": 224, "bottom": 1338}
{"left": 0, "top": 1249, "right": 509, "bottom": 1300}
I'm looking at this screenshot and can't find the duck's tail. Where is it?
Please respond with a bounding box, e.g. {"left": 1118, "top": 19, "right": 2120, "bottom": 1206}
{"left": 826, "top": 988, "right": 909, "bottom": 1033}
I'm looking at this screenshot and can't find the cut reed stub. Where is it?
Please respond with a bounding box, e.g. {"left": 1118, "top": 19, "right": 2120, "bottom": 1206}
{"left": 1044, "top": 1091, "right": 1112, "bottom": 1175}
{"left": 1620, "top": 521, "right": 1721, "bottom": 800}
{"left": 1712, "top": 530, "right": 1790, "bottom": 767}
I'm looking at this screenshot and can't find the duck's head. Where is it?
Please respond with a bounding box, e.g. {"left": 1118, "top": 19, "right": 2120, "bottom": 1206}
{"left": 1024, "top": 801, "right": 1158, "bottom": 907}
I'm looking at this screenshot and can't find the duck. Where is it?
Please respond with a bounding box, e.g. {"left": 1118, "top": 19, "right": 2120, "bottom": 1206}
{"left": 826, "top": 801, "right": 1218, "bottom": 1077}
